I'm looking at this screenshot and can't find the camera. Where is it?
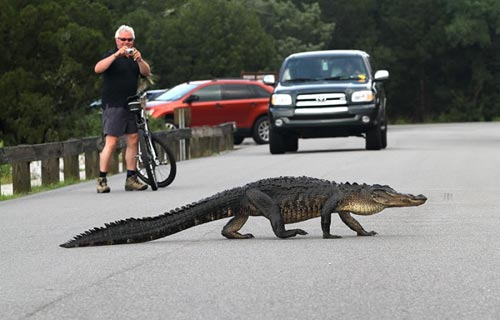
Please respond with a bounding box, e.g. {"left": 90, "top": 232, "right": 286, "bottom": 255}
{"left": 125, "top": 48, "right": 135, "bottom": 55}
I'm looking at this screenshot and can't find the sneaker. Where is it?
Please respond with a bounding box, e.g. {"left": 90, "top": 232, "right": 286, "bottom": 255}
{"left": 97, "top": 177, "right": 110, "bottom": 193}
{"left": 125, "top": 175, "right": 148, "bottom": 191}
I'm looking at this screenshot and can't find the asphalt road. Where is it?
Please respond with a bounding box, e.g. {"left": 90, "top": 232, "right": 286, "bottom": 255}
{"left": 1, "top": 122, "right": 500, "bottom": 320}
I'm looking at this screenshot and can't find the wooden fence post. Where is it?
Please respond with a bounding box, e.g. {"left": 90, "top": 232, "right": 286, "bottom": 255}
{"left": 63, "top": 155, "right": 80, "bottom": 180}
{"left": 121, "top": 148, "right": 127, "bottom": 172}
{"left": 85, "top": 151, "right": 99, "bottom": 179}
{"left": 108, "top": 150, "right": 120, "bottom": 174}
{"left": 42, "top": 158, "right": 59, "bottom": 185}
{"left": 12, "top": 162, "right": 31, "bottom": 193}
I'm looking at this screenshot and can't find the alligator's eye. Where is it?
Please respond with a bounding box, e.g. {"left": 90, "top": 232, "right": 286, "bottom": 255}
{"left": 371, "top": 190, "right": 394, "bottom": 204}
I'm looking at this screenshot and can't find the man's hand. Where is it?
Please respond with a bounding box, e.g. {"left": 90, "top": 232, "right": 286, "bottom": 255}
{"left": 132, "top": 49, "right": 143, "bottom": 62}
{"left": 113, "top": 46, "right": 128, "bottom": 58}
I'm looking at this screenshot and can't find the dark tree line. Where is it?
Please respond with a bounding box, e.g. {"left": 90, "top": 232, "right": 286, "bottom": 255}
{"left": 1, "top": 0, "right": 499, "bottom": 146}
{"left": 319, "top": 0, "right": 500, "bottom": 123}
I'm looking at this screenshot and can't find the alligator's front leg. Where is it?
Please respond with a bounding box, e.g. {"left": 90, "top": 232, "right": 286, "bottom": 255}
{"left": 339, "top": 212, "right": 377, "bottom": 236}
{"left": 244, "top": 188, "right": 308, "bottom": 239}
{"left": 320, "top": 197, "right": 342, "bottom": 239}
{"left": 321, "top": 214, "right": 342, "bottom": 239}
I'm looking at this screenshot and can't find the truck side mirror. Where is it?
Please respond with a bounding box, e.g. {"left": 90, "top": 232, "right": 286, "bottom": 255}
{"left": 263, "top": 74, "right": 276, "bottom": 86}
{"left": 374, "top": 70, "right": 389, "bottom": 81}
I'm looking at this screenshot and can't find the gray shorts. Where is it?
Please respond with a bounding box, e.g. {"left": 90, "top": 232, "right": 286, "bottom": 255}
{"left": 102, "top": 106, "right": 138, "bottom": 136}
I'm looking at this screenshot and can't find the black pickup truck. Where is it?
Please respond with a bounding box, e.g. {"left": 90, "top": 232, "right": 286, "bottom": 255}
{"left": 264, "top": 50, "right": 389, "bottom": 154}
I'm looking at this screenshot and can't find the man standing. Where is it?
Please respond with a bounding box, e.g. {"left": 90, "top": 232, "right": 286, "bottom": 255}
{"left": 94, "top": 25, "right": 151, "bottom": 193}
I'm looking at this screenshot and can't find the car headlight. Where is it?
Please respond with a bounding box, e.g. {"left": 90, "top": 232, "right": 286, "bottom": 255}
{"left": 271, "top": 93, "right": 292, "bottom": 106}
{"left": 351, "top": 90, "right": 374, "bottom": 103}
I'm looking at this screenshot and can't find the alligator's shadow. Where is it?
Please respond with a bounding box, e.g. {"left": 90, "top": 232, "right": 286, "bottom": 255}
{"left": 129, "top": 233, "right": 419, "bottom": 247}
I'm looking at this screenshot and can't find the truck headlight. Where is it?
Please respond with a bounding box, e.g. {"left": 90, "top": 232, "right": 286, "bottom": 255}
{"left": 271, "top": 94, "right": 292, "bottom": 106}
{"left": 351, "top": 90, "right": 374, "bottom": 103}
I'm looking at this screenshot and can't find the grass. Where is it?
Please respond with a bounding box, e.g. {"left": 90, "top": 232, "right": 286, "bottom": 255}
{"left": 0, "top": 178, "right": 83, "bottom": 201}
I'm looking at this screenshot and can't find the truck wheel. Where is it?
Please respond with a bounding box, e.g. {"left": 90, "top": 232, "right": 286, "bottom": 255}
{"left": 285, "top": 136, "right": 298, "bottom": 152}
{"left": 365, "top": 123, "right": 382, "bottom": 150}
{"left": 381, "top": 121, "right": 387, "bottom": 149}
{"left": 269, "top": 128, "right": 285, "bottom": 154}
{"left": 252, "top": 116, "right": 269, "bottom": 144}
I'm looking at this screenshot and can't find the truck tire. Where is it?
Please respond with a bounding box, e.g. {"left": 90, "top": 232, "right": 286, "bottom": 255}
{"left": 269, "top": 128, "right": 286, "bottom": 154}
{"left": 365, "top": 123, "right": 382, "bottom": 150}
{"left": 285, "top": 135, "right": 298, "bottom": 152}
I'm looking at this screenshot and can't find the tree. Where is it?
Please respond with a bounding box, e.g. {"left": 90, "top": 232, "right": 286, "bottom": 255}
{"left": 439, "top": 0, "right": 500, "bottom": 121}
{"left": 251, "top": 0, "right": 335, "bottom": 66}
{"left": 147, "top": 0, "right": 276, "bottom": 87}
{"left": 1, "top": 0, "right": 112, "bottom": 145}
{"left": 318, "top": 0, "right": 500, "bottom": 122}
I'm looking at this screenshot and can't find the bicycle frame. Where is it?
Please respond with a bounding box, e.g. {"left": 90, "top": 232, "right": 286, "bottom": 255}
{"left": 129, "top": 93, "right": 159, "bottom": 188}
{"left": 128, "top": 91, "right": 177, "bottom": 190}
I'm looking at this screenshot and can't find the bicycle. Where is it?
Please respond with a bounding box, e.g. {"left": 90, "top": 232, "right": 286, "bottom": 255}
{"left": 128, "top": 92, "right": 177, "bottom": 190}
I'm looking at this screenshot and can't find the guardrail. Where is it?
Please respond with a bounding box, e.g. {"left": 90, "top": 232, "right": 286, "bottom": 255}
{"left": 0, "top": 123, "right": 234, "bottom": 195}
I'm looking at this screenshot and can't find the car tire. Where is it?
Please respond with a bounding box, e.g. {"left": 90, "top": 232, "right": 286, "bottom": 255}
{"left": 252, "top": 116, "right": 269, "bottom": 144}
{"left": 233, "top": 135, "right": 244, "bottom": 145}
{"left": 164, "top": 118, "right": 177, "bottom": 131}
{"left": 269, "top": 128, "right": 285, "bottom": 154}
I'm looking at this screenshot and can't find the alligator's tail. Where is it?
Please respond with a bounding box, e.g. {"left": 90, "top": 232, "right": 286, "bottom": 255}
{"left": 60, "top": 189, "right": 242, "bottom": 248}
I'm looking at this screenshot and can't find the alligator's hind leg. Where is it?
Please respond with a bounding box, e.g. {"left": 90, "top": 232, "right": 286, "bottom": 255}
{"left": 339, "top": 212, "right": 377, "bottom": 236}
{"left": 222, "top": 214, "right": 254, "bottom": 239}
{"left": 244, "top": 188, "right": 308, "bottom": 239}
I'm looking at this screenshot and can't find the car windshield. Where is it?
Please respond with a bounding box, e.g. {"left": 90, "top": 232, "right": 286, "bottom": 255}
{"left": 153, "top": 82, "right": 200, "bottom": 102}
{"left": 281, "top": 56, "right": 368, "bottom": 83}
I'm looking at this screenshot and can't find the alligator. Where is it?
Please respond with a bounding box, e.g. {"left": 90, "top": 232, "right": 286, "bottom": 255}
{"left": 60, "top": 176, "right": 427, "bottom": 248}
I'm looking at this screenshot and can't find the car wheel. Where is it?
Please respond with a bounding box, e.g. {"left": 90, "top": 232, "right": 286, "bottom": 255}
{"left": 365, "top": 122, "right": 382, "bottom": 150}
{"left": 252, "top": 116, "right": 269, "bottom": 144}
{"left": 164, "top": 118, "right": 177, "bottom": 131}
{"left": 269, "top": 128, "right": 285, "bottom": 154}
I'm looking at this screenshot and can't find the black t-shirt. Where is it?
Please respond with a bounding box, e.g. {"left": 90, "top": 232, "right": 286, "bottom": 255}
{"left": 101, "top": 49, "right": 140, "bottom": 107}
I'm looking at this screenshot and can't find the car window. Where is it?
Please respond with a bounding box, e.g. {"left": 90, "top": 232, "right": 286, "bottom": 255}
{"left": 221, "top": 84, "right": 253, "bottom": 100}
{"left": 250, "top": 85, "right": 272, "bottom": 98}
{"left": 195, "top": 85, "right": 221, "bottom": 102}
{"left": 154, "top": 83, "right": 198, "bottom": 102}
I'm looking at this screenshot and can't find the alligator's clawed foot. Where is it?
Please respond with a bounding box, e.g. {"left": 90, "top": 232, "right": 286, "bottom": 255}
{"left": 323, "top": 233, "right": 343, "bottom": 239}
{"left": 278, "top": 229, "right": 308, "bottom": 238}
{"left": 222, "top": 231, "right": 255, "bottom": 239}
{"left": 295, "top": 229, "right": 308, "bottom": 236}
{"left": 358, "top": 230, "right": 378, "bottom": 236}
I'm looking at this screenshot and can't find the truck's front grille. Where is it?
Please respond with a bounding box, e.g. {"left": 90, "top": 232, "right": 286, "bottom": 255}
{"left": 296, "top": 93, "right": 347, "bottom": 107}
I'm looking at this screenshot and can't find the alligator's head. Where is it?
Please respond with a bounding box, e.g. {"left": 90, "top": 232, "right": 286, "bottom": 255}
{"left": 336, "top": 183, "right": 427, "bottom": 216}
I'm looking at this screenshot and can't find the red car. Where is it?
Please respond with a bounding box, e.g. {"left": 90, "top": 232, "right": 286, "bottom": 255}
{"left": 146, "top": 79, "right": 273, "bottom": 144}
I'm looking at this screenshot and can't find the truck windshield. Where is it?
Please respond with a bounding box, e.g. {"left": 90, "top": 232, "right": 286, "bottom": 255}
{"left": 281, "top": 56, "right": 367, "bottom": 83}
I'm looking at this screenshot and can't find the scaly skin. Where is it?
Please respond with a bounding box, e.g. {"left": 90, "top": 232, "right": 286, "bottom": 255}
{"left": 60, "top": 176, "right": 427, "bottom": 248}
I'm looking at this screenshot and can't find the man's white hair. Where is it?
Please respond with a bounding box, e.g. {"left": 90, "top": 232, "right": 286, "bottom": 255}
{"left": 114, "top": 25, "right": 135, "bottom": 39}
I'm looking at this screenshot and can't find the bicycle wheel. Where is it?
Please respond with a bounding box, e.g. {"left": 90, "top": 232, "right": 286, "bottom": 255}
{"left": 137, "top": 129, "right": 158, "bottom": 190}
{"left": 149, "top": 134, "right": 177, "bottom": 187}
